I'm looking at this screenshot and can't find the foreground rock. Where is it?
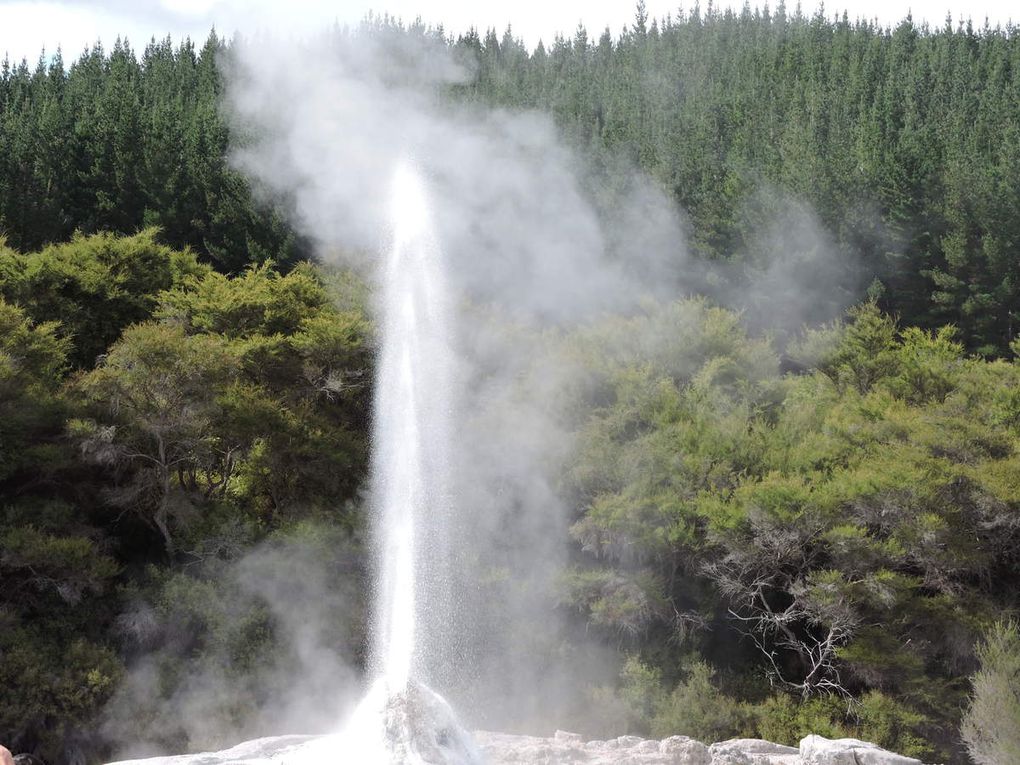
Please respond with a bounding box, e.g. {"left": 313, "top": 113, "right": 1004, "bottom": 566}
{"left": 474, "top": 731, "right": 923, "bottom": 765}
{"left": 107, "top": 731, "right": 927, "bottom": 765}
{"left": 798, "top": 735, "right": 926, "bottom": 765}
{"left": 355, "top": 681, "right": 483, "bottom": 765}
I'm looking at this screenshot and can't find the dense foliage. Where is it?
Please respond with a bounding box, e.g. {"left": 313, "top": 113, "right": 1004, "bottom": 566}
{"left": 1, "top": 8, "right": 1019, "bottom": 765}
{"left": 0, "top": 233, "right": 371, "bottom": 761}
{"left": 563, "top": 300, "right": 1020, "bottom": 760}
{"left": 0, "top": 35, "right": 304, "bottom": 271}
{"left": 455, "top": 6, "right": 1020, "bottom": 355}
{"left": 2, "top": 9, "right": 1019, "bottom": 349}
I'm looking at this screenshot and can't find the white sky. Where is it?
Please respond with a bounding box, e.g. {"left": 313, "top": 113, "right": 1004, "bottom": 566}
{"left": 0, "top": 0, "right": 1015, "bottom": 63}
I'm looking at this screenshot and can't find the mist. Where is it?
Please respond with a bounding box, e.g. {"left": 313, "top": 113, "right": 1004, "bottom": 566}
{"left": 101, "top": 526, "right": 367, "bottom": 758}
{"left": 223, "top": 19, "right": 697, "bottom": 733}
{"left": 101, "top": 17, "right": 866, "bottom": 745}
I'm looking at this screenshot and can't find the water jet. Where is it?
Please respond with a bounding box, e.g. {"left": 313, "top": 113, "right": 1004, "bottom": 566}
{"left": 337, "top": 162, "right": 479, "bottom": 763}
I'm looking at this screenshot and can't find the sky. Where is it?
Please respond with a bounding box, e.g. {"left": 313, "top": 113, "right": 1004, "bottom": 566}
{"left": 0, "top": 0, "right": 1015, "bottom": 63}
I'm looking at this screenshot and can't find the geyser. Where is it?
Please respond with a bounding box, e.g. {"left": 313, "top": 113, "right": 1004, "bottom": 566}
{"left": 373, "top": 160, "right": 454, "bottom": 691}
{"left": 337, "top": 162, "right": 480, "bottom": 763}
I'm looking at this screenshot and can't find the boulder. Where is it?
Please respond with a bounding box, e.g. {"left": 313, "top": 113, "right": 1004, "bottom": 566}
{"left": 107, "top": 735, "right": 317, "bottom": 765}
{"left": 799, "top": 735, "right": 924, "bottom": 765}
{"left": 714, "top": 740, "right": 799, "bottom": 756}
{"left": 709, "top": 738, "right": 801, "bottom": 765}
{"left": 707, "top": 746, "right": 752, "bottom": 765}
{"left": 607, "top": 736, "right": 646, "bottom": 749}
{"left": 338, "top": 680, "right": 483, "bottom": 764}
{"left": 658, "top": 736, "right": 712, "bottom": 765}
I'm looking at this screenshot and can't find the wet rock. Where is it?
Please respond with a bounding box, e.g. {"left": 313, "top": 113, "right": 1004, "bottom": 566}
{"left": 476, "top": 731, "right": 797, "bottom": 765}
{"left": 378, "top": 682, "right": 482, "bottom": 764}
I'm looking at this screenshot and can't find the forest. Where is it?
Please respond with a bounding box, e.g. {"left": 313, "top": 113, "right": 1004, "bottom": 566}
{"left": 1, "top": 6, "right": 1019, "bottom": 765}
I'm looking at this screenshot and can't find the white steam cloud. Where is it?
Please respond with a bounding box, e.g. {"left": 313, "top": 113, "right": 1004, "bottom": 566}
{"left": 225, "top": 25, "right": 689, "bottom": 321}
{"left": 223, "top": 21, "right": 694, "bottom": 731}
{"left": 96, "top": 19, "right": 865, "bottom": 742}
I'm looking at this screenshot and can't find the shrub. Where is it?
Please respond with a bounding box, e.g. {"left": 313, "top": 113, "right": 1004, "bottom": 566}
{"left": 962, "top": 621, "right": 1020, "bottom": 765}
{"left": 650, "top": 661, "right": 754, "bottom": 742}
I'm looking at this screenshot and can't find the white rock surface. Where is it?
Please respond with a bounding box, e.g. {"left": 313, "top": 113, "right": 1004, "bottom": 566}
{"left": 106, "top": 731, "right": 927, "bottom": 765}
{"left": 707, "top": 738, "right": 800, "bottom": 765}
{"left": 472, "top": 731, "right": 711, "bottom": 764}
{"left": 798, "top": 736, "right": 923, "bottom": 765}
{"left": 107, "top": 736, "right": 318, "bottom": 765}
{"left": 366, "top": 681, "right": 483, "bottom": 764}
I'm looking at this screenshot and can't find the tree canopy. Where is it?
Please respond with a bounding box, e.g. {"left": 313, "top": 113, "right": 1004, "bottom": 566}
{"left": 0, "top": 9, "right": 1019, "bottom": 765}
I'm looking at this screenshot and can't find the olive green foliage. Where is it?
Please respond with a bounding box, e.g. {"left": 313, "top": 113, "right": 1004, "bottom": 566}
{"left": 0, "top": 229, "right": 209, "bottom": 366}
{"left": 0, "top": 297, "right": 123, "bottom": 762}
{"left": 102, "top": 522, "right": 367, "bottom": 752}
{"left": 72, "top": 324, "right": 240, "bottom": 552}
{"left": 0, "top": 298, "right": 68, "bottom": 480}
{"left": 153, "top": 262, "right": 373, "bottom": 518}
{"left": 962, "top": 621, "right": 1020, "bottom": 765}
{"left": 1, "top": 233, "right": 1017, "bottom": 763}
{"left": 72, "top": 261, "right": 371, "bottom": 553}
{"left": 599, "top": 656, "right": 931, "bottom": 758}
{"left": 566, "top": 301, "right": 1020, "bottom": 761}
{"left": 749, "top": 689, "right": 930, "bottom": 758}
{"left": 0, "top": 503, "right": 123, "bottom": 761}
{"left": 0, "top": 635, "right": 121, "bottom": 762}
{"left": 0, "top": 234, "right": 371, "bottom": 762}
{"left": 649, "top": 662, "right": 756, "bottom": 743}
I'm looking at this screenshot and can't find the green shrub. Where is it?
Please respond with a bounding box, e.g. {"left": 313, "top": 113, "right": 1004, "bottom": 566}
{"left": 853, "top": 691, "right": 933, "bottom": 761}
{"left": 752, "top": 693, "right": 848, "bottom": 744}
{"left": 962, "top": 621, "right": 1020, "bottom": 765}
{"left": 751, "top": 691, "right": 932, "bottom": 760}
{"left": 0, "top": 629, "right": 122, "bottom": 763}
{"left": 650, "top": 661, "right": 754, "bottom": 741}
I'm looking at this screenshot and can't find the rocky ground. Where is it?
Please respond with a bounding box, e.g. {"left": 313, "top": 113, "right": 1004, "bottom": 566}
{"left": 107, "top": 731, "right": 930, "bottom": 765}
{"left": 474, "top": 731, "right": 927, "bottom": 764}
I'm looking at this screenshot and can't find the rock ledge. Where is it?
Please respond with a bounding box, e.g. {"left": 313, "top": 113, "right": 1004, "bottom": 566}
{"left": 473, "top": 731, "right": 924, "bottom": 765}
{"left": 108, "top": 731, "right": 927, "bottom": 765}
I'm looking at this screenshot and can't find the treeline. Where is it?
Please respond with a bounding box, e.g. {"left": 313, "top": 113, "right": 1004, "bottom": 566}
{"left": 0, "top": 35, "right": 303, "bottom": 272}
{"left": 2, "top": 10, "right": 1020, "bottom": 351}
{"left": 454, "top": 4, "right": 1020, "bottom": 354}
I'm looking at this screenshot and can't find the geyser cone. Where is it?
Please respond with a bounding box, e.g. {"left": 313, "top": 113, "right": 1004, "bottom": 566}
{"left": 337, "top": 679, "right": 481, "bottom": 765}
